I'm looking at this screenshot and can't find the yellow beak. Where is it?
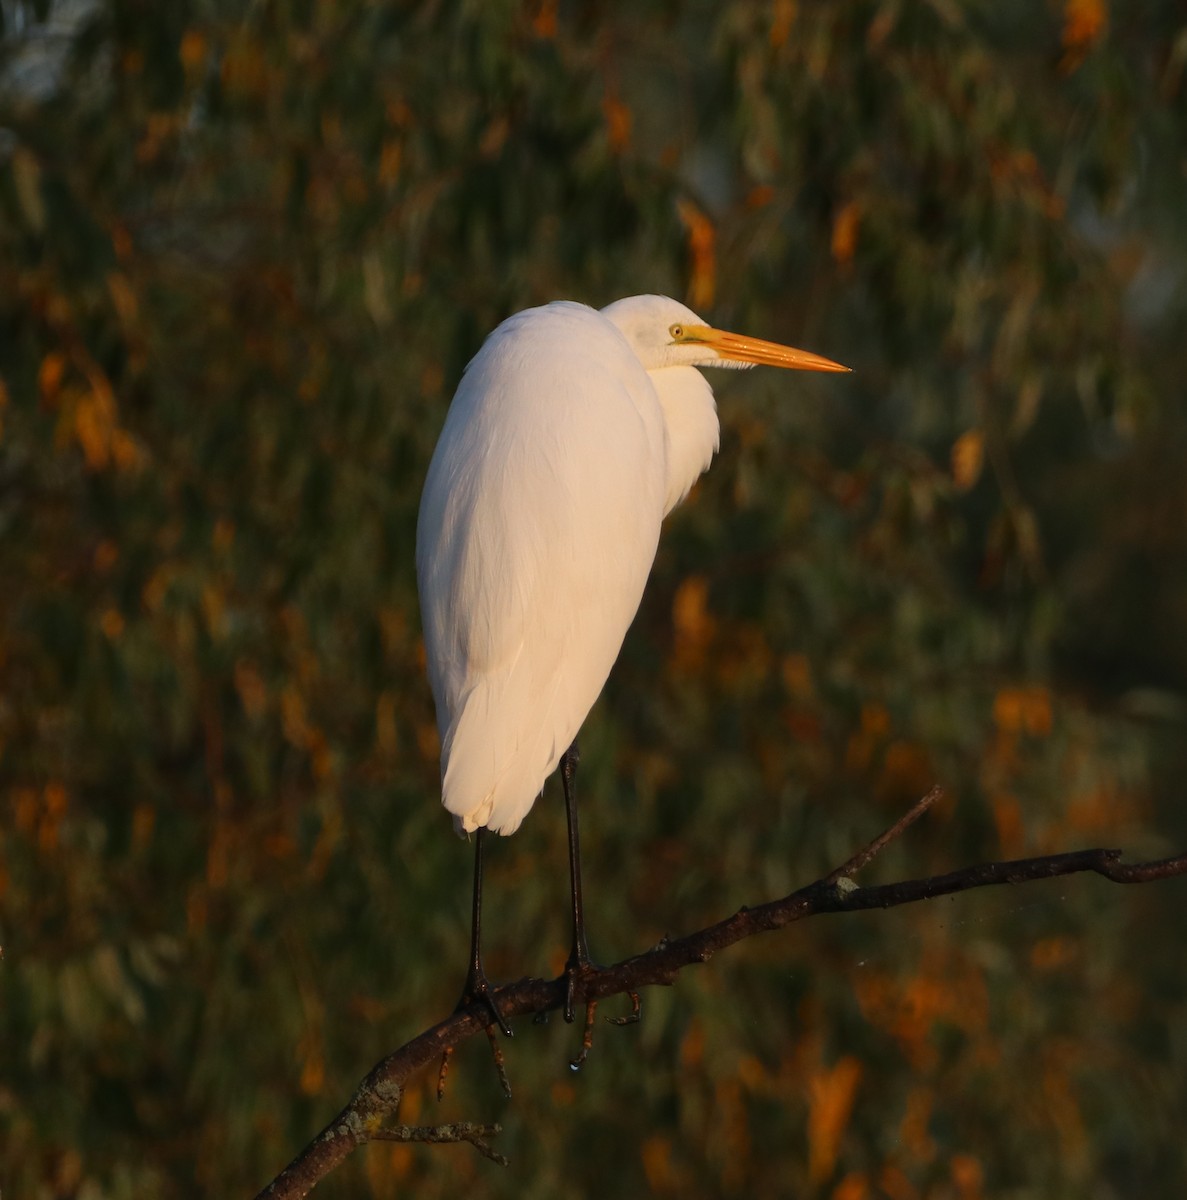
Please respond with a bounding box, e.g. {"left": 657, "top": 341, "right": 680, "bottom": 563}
{"left": 684, "top": 324, "right": 851, "bottom": 373}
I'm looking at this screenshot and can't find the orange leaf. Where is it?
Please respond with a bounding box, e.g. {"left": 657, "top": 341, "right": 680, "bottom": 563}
{"left": 993, "top": 688, "right": 1022, "bottom": 732}
{"left": 951, "top": 429, "right": 984, "bottom": 491}
{"left": 107, "top": 271, "right": 139, "bottom": 327}
{"left": 746, "top": 184, "right": 775, "bottom": 209}
{"left": 212, "top": 517, "right": 235, "bottom": 552}
{"left": 770, "top": 0, "right": 797, "bottom": 47}
{"left": 782, "top": 653, "right": 814, "bottom": 698}
{"left": 641, "top": 1135, "right": 678, "bottom": 1191}
{"left": 878, "top": 1164, "right": 920, "bottom": 1200}
{"left": 72, "top": 374, "right": 120, "bottom": 470}
{"left": 1022, "top": 685, "right": 1052, "bottom": 735}
{"left": 280, "top": 684, "right": 312, "bottom": 748}
{"left": 861, "top": 702, "right": 890, "bottom": 737}
{"left": 677, "top": 199, "right": 717, "bottom": 311}
{"left": 1060, "top": 0, "right": 1107, "bottom": 72}
{"left": 678, "top": 1016, "right": 705, "bottom": 1069}
{"left": 808, "top": 1056, "right": 863, "bottom": 1184}
{"left": 899, "top": 1086, "right": 937, "bottom": 1163}
{"left": 602, "top": 93, "right": 632, "bottom": 154}
{"left": 179, "top": 29, "right": 207, "bottom": 74}
{"left": 308, "top": 809, "right": 341, "bottom": 881}
{"left": 299, "top": 1049, "right": 324, "bottom": 1096}
{"left": 14, "top": 787, "right": 38, "bottom": 833}
{"left": 100, "top": 608, "right": 125, "bottom": 640}
{"left": 879, "top": 740, "right": 932, "bottom": 801}
{"left": 831, "top": 201, "right": 861, "bottom": 266}
{"left": 38, "top": 352, "right": 66, "bottom": 404}
{"left": 1030, "top": 936, "right": 1077, "bottom": 971}
{"left": 131, "top": 803, "right": 156, "bottom": 851}
{"left": 1042, "top": 1053, "right": 1087, "bottom": 1158}
{"left": 950, "top": 1152, "right": 984, "bottom": 1200}
{"left": 221, "top": 38, "right": 267, "bottom": 99}
{"left": 529, "top": 0, "right": 557, "bottom": 38}
{"left": 93, "top": 539, "right": 119, "bottom": 572}
{"left": 671, "top": 574, "right": 716, "bottom": 672}
{"left": 991, "top": 793, "right": 1025, "bottom": 857}
{"left": 112, "top": 429, "right": 144, "bottom": 474}
{"left": 832, "top": 1173, "right": 870, "bottom": 1200}
{"left": 993, "top": 685, "right": 1051, "bottom": 736}
{"left": 377, "top": 139, "right": 402, "bottom": 188}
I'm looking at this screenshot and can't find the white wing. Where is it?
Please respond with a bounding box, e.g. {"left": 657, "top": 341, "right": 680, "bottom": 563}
{"left": 416, "top": 302, "right": 669, "bottom": 834}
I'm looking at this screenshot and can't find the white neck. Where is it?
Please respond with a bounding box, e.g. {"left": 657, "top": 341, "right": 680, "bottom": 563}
{"left": 650, "top": 366, "right": 721, "bottom": 515}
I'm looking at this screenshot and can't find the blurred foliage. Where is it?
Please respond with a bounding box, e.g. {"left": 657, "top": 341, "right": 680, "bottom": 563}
{"left": 2, "top": 0, "right": 1187, "bottom": 1197}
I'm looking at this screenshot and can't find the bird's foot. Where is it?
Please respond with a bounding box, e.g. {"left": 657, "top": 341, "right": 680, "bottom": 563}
{"left": 563, "top": 943, "right": 604, "bottom": 1070}
{"left": 456, "top": 963, "right": 513, "bottom": 1037}
{"left": 563, "top": 945, "right": 600, "bottom": 1024}
{"left": 566, "top": 987, "right": 643, "bottom": 1071}
{"left": 437, "top": 1025, "right": 511, "bottom": 1101}
{"left": 437, "top": 966, "right": 513, "bottom": 1101}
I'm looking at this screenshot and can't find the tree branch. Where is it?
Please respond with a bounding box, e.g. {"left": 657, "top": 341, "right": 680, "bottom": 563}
{"left": 370, "top": 1122, "right": 508, "bottom": 1166}
{"left": 253, "top": 789, "right": 1187, "bottom": 1200}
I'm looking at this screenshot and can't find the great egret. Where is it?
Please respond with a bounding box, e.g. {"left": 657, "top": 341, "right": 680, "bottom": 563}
{"left": 417, "top": 294, "right": 848, "bottom": 1031}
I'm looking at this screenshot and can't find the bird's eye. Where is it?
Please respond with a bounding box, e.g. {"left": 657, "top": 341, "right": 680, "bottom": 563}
{"left": 669, "top": 324, "right": 684, "bottom": 340}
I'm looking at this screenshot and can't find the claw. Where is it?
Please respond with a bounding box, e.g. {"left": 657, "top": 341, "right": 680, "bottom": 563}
{"left": 436, "top": 1024, "right": 512, "bottom": 1101}
{"left": 607, "top": 990, "right": 642, "bottom": 1026}
{"left": 563, "top": 979, "right": 640, "bottom": 1070}
{"left": 569, "top": 999, "right": 598, "bottom": 1070}
{"left": 484, "top": 1024, "right": 512, "bottom": 1098}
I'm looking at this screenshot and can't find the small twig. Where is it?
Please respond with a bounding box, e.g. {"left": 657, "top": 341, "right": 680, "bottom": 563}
{"left": 824, "top": 785, "right": 944, "bottom": 885}
{"left": 1095, "top": 852, "right": 1187, "bottom": 883}
{"left": 370, "top": 1121, "right": 508, "bottom": 1167}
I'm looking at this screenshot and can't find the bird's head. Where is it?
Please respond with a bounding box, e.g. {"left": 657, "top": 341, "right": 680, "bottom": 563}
{"left": 601, "top": 294, "right": 850, "bottom": 375}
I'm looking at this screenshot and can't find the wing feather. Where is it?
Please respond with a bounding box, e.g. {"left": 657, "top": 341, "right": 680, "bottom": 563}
{"left": 416, "top": 303, "right": 668, "bottom": 833}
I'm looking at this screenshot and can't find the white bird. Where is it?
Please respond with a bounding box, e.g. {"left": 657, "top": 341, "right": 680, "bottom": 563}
{"left": 417, "top": 294, "right": 848, "bottom": 1029}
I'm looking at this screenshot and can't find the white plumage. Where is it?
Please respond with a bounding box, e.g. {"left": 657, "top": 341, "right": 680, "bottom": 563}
{"left": 416, "top": 295, "right": 847, "bottom": 836}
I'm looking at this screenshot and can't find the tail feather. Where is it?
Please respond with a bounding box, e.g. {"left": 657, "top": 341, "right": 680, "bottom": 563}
{"left": 441, "top": 667, "right": 567, "bottom": 835}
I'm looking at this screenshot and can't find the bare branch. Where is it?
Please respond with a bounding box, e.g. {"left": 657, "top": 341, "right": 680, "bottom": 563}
{"left": 1095, "top": 852, "right": 1187, "bottom": 883}
{"left": 253, "top": 789, "right": 1187, "bottom": 1200}
{"left": 370, "top": 1122, "right": 508, "bottom": 1167}
{"left": 824, "top": 784, "right": 945, "bottom": 884}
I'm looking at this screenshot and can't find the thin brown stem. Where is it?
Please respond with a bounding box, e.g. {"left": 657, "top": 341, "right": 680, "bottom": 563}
{"left": 369, "top": 1122, "right": 508, "bottom": 1166}
{"left": 824, "top": 785, "right": 945, "bottom": 884}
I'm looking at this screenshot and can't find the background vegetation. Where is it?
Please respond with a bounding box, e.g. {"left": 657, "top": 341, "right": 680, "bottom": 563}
{"left": 3, "top": 1, "right": 1186, "bottom": 1196}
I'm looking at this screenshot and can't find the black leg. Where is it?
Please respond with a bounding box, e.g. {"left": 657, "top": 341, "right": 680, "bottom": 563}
{"left": 561, "top": 741, "right": 597, "bottom": 1022}
{"left": 458, "top": 827, "right": 512, "bottom": 1037}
